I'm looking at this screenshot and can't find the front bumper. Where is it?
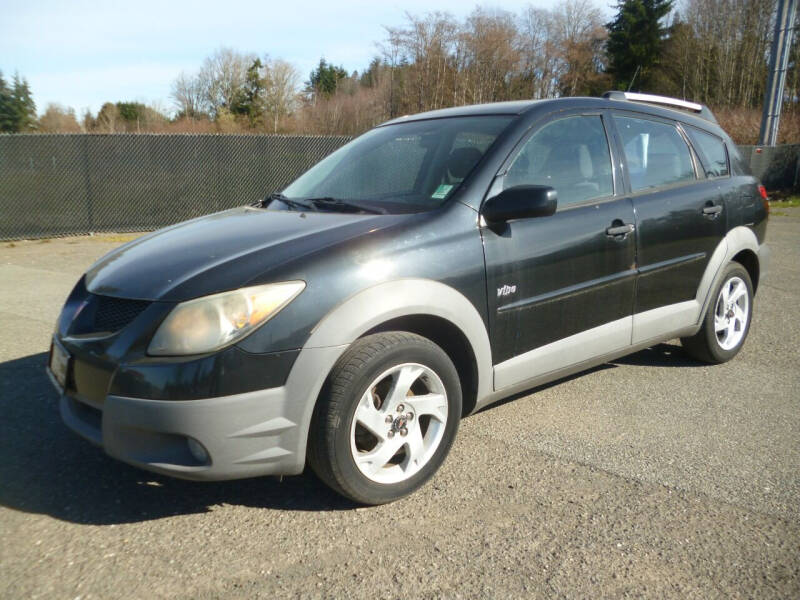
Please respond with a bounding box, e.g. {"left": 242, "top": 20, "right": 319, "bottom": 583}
{"left": 50, "top": 344, "right": 348, "bottom": 481}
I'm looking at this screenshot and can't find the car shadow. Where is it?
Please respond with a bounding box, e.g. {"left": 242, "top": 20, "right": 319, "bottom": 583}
{"left": 0, "top": 353, "right": 357, "bottom": 526}
{"left": 610, "top": 342, "right": 704, "bottom": 368}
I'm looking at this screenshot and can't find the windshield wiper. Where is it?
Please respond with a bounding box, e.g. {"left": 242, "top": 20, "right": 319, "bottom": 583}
{"left": 304, "top": 197, "right": 385, "bottom": 214}
{"left": 259, "top": 192, "right": 313, "bottom": 211}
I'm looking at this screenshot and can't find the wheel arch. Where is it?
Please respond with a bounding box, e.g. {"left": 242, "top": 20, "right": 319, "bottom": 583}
{"left": 303, "top": 278, "right": 493, "bottom": 408}
{"left": 695, "top": 226, "right": 761, "bottom": 322}
{"left": 362, "top": 314, "right": 480, "bottom": 417}
{"left": 731, "top": 248, "right": 760, "bottom": 293}
{"left": 288, "top": 279, "right": 493, "bottom": 468}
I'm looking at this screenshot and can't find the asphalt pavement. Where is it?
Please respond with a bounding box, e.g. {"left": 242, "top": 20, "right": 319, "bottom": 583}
{"left": 1, "top": 213, "right": 798, "bottom": 599}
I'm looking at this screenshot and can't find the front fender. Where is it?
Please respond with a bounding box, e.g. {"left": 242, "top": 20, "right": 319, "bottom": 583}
{"left": 281, "top": 278, "right": 494, "bottom": 468}
{"left": 305, "top": 278, "right": 493, "bottom": 399}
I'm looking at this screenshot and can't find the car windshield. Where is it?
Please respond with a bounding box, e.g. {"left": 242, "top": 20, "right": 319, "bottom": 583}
{"left": 279, "top": 116, "right": 514, "bottom": 213}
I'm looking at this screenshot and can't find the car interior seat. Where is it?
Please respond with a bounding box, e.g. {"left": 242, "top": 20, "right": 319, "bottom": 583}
{"left": 446, "top": 147, "right": 483, "bottom": 182}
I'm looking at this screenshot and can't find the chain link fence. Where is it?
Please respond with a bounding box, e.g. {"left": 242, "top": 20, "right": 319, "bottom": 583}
{"left": 0, "top": 134, "right": 352, "bottom": 241}
{"left": 0, "top": 135, "right": 796, "bottom": 241}
{"left": 738, "top": 144, "right": 800, "bottom": 192}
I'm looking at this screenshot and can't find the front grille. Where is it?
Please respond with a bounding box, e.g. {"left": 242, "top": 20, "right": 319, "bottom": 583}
{"left": 68, "top": 293, "right": 151, "bottom": 335}
{"left": 93, "top": 295, "right": 150, "bottom": 332}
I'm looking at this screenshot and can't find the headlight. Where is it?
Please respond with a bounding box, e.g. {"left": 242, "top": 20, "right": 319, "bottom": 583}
{"left": 148, "top": 281, "right": 305, "bottom": 356}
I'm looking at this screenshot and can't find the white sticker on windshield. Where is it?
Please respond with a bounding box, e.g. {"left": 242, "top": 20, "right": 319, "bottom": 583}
{"left": 431, "top": 184, "right": 453, "bottom": 199}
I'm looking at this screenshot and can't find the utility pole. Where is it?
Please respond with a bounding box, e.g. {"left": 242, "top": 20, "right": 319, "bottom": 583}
{"left": 759, "top": 0, "right": 798, "bottom": 146}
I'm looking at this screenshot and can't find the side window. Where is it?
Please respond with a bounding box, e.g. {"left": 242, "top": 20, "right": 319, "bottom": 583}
{"left": 613, "top": 115, "right": 695, "bottom": 191}
{"left": 686, "top": 127, "right": 730, "bottom": 178}
{"left": 503, "top": 115, "right": 613, "bottom": 207}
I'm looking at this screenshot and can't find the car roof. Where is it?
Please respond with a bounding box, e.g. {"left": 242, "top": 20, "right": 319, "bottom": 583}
{"left": 378, "top": 97, "right": 727, "bottom": 138}
{"left": 379, "top": 100, "right": 544, "bottom": 125}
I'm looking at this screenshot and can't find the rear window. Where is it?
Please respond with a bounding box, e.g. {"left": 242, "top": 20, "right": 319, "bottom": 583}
{"left": 614, "top": 115, "right": 695, "bottom": 191}
{"left": 686, "top": 127, "right": 730, "bottom": 178}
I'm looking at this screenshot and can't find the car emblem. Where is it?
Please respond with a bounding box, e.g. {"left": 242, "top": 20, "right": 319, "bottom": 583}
{"left": 497, "top": 284, "right": 516, "bottom": 298}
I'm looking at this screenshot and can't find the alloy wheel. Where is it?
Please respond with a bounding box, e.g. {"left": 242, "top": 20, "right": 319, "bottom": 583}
{"left": 349, "top": 362, "right": 448, "bottom": 484}
{"left": 714, "top": 276, "right": 749, "bottom": 351}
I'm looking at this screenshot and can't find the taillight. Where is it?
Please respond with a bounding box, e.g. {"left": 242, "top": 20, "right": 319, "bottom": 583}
{"left": 758, "top": 185, "right": 769, "bottom": 214}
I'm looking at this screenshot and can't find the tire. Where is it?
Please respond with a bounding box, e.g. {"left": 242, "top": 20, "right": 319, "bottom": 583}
{"left": 681, "top": 262, "right": 754, "bottom": 364}
{"left": 307, "top": 332, "right": 462, "bottom": 505}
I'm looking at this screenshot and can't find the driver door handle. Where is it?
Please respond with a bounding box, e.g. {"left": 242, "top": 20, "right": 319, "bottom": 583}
{"left": 703, "top": 205, "right": 723, "bottom": 216}
{"left": 606, "top": 223, "right": 635, "bottom": 236}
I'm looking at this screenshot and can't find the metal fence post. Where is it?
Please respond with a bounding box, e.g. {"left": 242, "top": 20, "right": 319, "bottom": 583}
{"left": 758, "top": 0, "right": 798, "bottom": 146}
{"left": 82, "top": 135, "right": 95, "bottom": 230}
{"left": 215, "top": 135, "right": 223, "bottom": 212}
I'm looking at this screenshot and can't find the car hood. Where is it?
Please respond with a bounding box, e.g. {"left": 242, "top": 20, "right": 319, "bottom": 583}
{"left": 85, "top": 206, "right": 404, "bottom": 301}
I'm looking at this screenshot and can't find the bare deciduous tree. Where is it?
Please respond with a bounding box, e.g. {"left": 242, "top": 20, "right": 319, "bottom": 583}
{"left": 263, "top": 59, "right": 300, "bottom": 133}
{"left": 457, "top": 8, "right": 520, "bottom": 105}
{"left": 518, "top": 6, "right": 560, "bottom": 99}
{"left": 386, "top": 12, "right": 459, "bottom": 112}
{"left": 197, "top": 47, "right": 257, "bottom": 117}
{"left": 553, "top": 0, "right": 608, "bottom": 96}
{"left": 171, "top": 71, "right": 204, "bottom": 118}
{"left": 38, "top": 103, "right": 82, "bottom": 133}
{"left": 668, "top": 0, "right": 777, "bottom": 108}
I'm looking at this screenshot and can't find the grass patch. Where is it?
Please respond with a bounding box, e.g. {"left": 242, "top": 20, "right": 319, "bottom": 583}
{"left": 770, "top": 196, "right": 800, "bottom": 208}
{"left": 767, "top": 191, "right": 800, "bottom": 208}
{"left": 90, "top": 233, "right": 143, "bottom": 243}
{"left": 2, "top": 232, "right": 145, "bottom": 246}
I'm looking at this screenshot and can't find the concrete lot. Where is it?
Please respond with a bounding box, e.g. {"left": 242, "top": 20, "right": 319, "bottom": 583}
{"left": 1, "top": 212, "right": 798, "bottom": 599}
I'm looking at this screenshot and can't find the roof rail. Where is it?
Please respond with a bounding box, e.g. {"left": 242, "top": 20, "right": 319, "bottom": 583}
{"left": 602, "top": 91, "right": 718, "bottom": 124}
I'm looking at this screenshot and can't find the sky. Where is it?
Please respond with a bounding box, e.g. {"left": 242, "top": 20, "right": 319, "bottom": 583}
{"left": 1, "top": 0, "right": 570, "bottom": 117}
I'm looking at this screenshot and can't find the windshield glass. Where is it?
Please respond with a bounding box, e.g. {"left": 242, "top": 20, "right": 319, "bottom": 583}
{"left": 280, "top": 116, "right": 513, "bottom": 213}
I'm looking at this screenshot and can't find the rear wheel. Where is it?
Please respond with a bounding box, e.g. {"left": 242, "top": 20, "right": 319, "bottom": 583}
{"left": 308, "top": 332, "right": 461, "bottom": 505}
{"left": 681, "top": 262, "right": 753, "bottom": 364}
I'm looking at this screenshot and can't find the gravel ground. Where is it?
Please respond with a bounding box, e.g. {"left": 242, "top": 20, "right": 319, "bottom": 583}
{"left": 1, "top": 213, "right": 798, "bottom": 599}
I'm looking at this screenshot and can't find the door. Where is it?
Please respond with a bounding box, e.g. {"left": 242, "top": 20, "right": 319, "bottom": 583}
{"left": 481, "top": 113, "right": 637, "bottom": 389}
{"left": 610, "top": 113, "right": 727, "bottom": 343}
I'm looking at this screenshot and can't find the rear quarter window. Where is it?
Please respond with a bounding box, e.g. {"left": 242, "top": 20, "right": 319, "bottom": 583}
{"left": 686, "top": 127, "right": 730, "bottom": 178}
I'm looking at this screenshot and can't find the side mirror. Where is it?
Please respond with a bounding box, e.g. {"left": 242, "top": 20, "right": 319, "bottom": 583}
{"left": 482, "top": 185, "right": 557, "bottom": 225}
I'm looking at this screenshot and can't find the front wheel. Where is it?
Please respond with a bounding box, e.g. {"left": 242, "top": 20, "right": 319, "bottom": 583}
{"left": 308, "top": 332, "right": 461, "bottom": 505}
{"left": 681, "top": 262, "right": 754, "bottom": 364}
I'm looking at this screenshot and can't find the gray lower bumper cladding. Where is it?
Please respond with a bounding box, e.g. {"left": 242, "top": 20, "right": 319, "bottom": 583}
{"left": 56, "top": 345, "right": 350, "bottom": 481}
{"left": 60, "top": 387, "right": 301, "bottom": 480}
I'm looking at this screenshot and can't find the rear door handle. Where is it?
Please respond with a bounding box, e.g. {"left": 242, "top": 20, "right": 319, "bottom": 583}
{"left": 703, "top": 205, "right": 723, "bottom": 217}
{"left": 606, "top": 223, "right": 635, "bottom": 236}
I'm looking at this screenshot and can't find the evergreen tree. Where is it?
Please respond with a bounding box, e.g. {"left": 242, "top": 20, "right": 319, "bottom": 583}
{"left": 306, "top": 58, "right": 347, "bottom": 99}
{"left": 0, "top": 72, "right": 19, "bottom": 132}
{"left": 0, "top": 71, "right": 37, "bottom": 132}
{"left": 230, "top": 59, "right": 266, "bottom": 125}
{"left": 605, "top": 0, "right": 674, "bottom": 91}
{"left": 11, "top": 73, "right": 36, "bottom": 131}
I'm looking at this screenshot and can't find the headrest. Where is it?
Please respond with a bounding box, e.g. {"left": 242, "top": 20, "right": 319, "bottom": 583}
{"left": 546, "top": 145, "right": 582, "bottom": 178}
{"left": 510, "top": 152, "right": 530, "bottom": 174}
{"left": 447, "top": 147, "right": 483, "bottom": 179}
{"left": 648, "top": 153, "right": 681, "bottom": 179}
{"left": 577, "top": 145, "right": 593, "bottom": 178}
